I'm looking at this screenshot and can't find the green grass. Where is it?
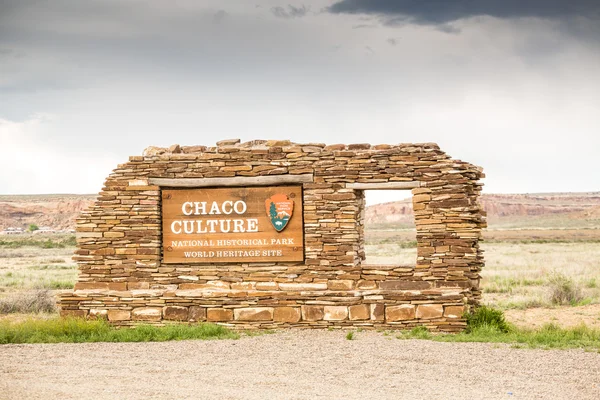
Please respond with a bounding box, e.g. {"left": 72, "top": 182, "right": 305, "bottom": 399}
{"left": 396, "top": 306, "right": 600, "bottom": 351}
{"left": 345, "top": 331, "right": 355, "bottom": 340}
{"left": 0, "top": 317, "right": 239, "bottom": 344}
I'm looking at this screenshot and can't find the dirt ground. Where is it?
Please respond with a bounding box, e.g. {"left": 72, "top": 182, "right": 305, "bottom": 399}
{"left": 505, "top": 304, "right": 600, "bottom": 329}
{"left": 1, "top": 330, "right": 599, "bottom": 400}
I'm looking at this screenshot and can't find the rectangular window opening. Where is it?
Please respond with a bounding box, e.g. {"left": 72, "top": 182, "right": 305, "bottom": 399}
{"left": 363, "top": 190, "right": 416, "bottom": 266}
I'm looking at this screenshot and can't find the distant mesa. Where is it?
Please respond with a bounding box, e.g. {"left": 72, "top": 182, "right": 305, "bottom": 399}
{"left": 0, "top": 192, "right": 599, "bottom": 232}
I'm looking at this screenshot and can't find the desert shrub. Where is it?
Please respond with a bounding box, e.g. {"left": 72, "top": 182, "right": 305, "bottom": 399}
{"left": 548, "top": 273, "right": 583, "bottom": 305}
{"left": 27, "top": 224, "right": 39, "bottom": 232}
{"left": 345, "top": 331, "right": 354, "bottom": 340}
{"left": 466, "top": 306, "right": 511, "bottom": 333}
{"left": 0, "top": 289, "right": 56, "bottom": 314}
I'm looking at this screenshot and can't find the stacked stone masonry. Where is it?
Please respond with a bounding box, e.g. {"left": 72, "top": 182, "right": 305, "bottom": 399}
{"left": 59, "top": 139, "right": 486, "bottom": 332}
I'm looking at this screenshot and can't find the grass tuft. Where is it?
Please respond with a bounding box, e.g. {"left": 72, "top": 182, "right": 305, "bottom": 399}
{"left": 548, "top": 272, "right": 583, "bottom": 305}
{"left": 345, "top": 331, "right": 354, "bottom": 340}
{"left": 0, "top": 317, "right": 238, "bottom": 344}
{"left": 466, "top": 305, "right": 511, "bottom": 333}
{"left": 396, "top": 326, "right": 432, "bottom": 340}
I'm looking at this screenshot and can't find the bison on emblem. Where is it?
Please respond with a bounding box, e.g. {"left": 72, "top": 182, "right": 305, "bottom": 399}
{"left": 265, "top": 193, "right": 294, "bottom": 232}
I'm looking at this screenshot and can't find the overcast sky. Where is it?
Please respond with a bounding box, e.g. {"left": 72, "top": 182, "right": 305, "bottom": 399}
{"left": 1, "top": 0, "right": 599, "bottom": 204}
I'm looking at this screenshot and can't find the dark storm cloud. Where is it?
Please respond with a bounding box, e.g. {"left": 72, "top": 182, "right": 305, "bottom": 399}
{"left": 329, "top": 0, "right": 600, "bottom": 25}
{"left": 271, "top": 5, "right": 310, "bottom": 19}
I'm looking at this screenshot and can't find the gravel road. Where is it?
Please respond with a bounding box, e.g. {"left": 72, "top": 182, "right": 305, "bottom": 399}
{"left": 1, "top": 330, "right": 599, "bottom": 400}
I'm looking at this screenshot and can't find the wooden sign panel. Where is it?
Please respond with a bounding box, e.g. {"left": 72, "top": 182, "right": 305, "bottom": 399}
{"left": 162, "top": 186, "right": 304, "bottom": 263}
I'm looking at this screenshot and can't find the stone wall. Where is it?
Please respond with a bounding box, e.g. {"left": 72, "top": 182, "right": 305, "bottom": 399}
{"left": 58, "top": 140, "right": 486, "bottom": 331}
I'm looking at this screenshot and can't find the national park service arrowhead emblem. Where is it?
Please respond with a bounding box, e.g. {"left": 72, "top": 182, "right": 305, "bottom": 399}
{"left": 265, "top": 194, "right": 294, "bottom": 232}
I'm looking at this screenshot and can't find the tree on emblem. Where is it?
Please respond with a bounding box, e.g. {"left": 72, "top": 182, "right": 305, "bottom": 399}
{"left": 265, "top": 195, "right": 293, "bottom": 232}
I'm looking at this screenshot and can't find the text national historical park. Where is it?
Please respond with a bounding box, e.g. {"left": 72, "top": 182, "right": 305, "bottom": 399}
{"left": 59, "top": 139, "right": 486, "bottom": 331}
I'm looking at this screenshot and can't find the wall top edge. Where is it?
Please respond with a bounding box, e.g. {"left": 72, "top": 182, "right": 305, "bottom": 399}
{"left": 141, "top": 141, "right": 442, "bottom": 158}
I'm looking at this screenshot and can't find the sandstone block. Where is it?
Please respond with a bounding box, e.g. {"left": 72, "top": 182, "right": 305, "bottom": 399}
{"left": 348, "top": 305, "right": 369, "bottom": 321}
{"left": 216, "top": 139, "right": 241, "bottom": 146}
{"left": 93, "top": 248, "right": 115, "bottom": 256}
{"left": 128, "top": 179, "right": 149, "bottom": 187}
{"left": 444, "top": 305, "right": 465, "bottom": 319}
{"left": 379, "top": 280, "right": 431, "bottom": 290}
{"left": 413, "top": 194, "right": 431, "bottom": 203}
{"left": 234, "top": 307, "right": 274, "bottom": 321}
{"left": 189, "top": 306, "right": 206, "bottom": 322}
{"left": 385, "top": 305, "right": 416, "bottom": 322}
{"left": 163, "top": 306, "right": 189, "bottom": 321}
{"left": 347, "top": 143, "right": 371, "bottom": 150}
{"left": 323, "top": 193, "right": 356, "bottom": 201}
{"left": 416, "top": 304, "right": 444, "bottom": 319}
{"left": 324, "top": 306, "right": 348, "bottom": 321}
{"left": 89, "top": 309, "right": 108, "bottom": 319}
{"left": 74, "top": 282, "right": 107, "bottom": 290}
{"left": 279, "top": 283, "right": 327, "bottom": 291}
{"left": 266, "top": 140, "right": 291, "bottom": 147}
{"left": 324, "top": 144, "right": 346, "bottom": 150}
{"left": 104, "top": 231, "right": 125, "bottom": 238}
{"left": 357, "top": 280, "right": 377, "bottom": 290}
{"left": 231, "top": 282, "right": 255, "bottom": 290}
{"left": 370, "top": 304, "right": 384, "bottom": 321}
{"left": 207, "top": 308, "right": 233, "bottom": 322}
{"left": 76, "top": 232, "right": 103, "bottom": 238}
{"left": 132, "top": 307, "right": 162, "bottom": 321}
{"left": 108, "top": 309, "right": 131, "bottom": 322}
{"left": 181, "top": 145, "right": 207, "bottom": 153}
{"left": 142, "top": 146, "right": 166, "bottom": 156}
{"left": 274, "top": 307, "right": 301, "bottom": 323}
{"left": 256, "top": 282, "right": 279, "bottom": 290}
{"left": 327, "top": 280, "right": 354, "bottom": 290}
{"left": 301, "top": 305, "right": 324, "bottom": 321}
{"left": 108, "top": 282, "right": 127, "bottom": 291}
{"left": 128, "top": 282, "right": 150, "bottom": 290}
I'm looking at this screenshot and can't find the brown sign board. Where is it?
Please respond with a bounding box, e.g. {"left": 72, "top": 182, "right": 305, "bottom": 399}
{"left": 161, "top": 186, "right": 304, "bottom": 263}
